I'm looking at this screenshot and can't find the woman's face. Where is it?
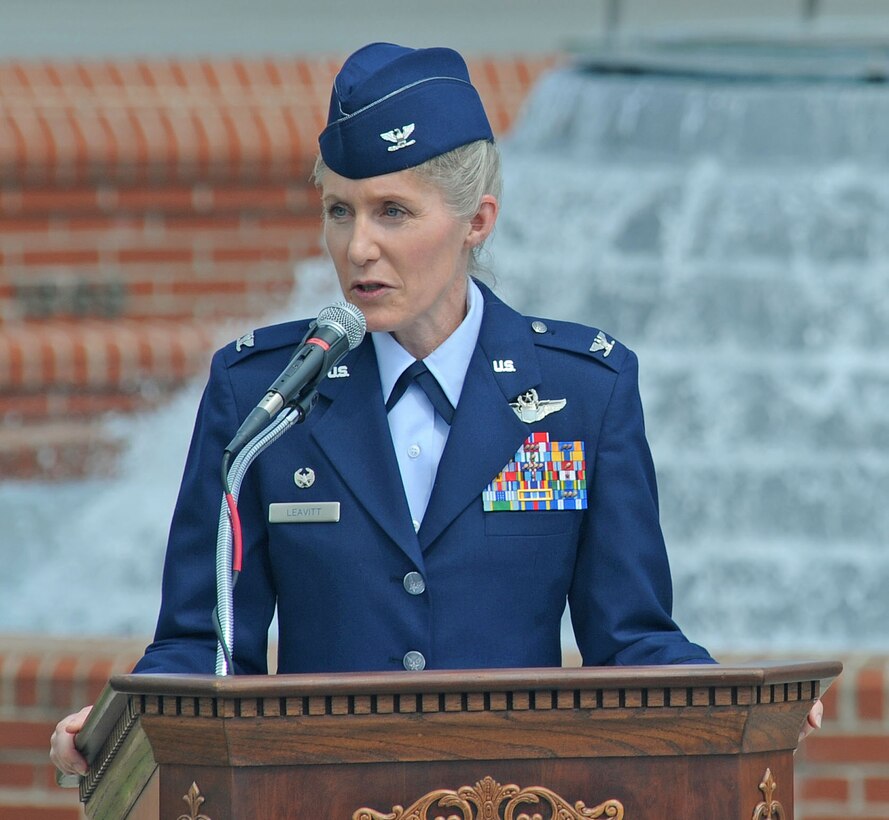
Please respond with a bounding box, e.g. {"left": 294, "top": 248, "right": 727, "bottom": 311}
{"left": 321, "top": 167, "right": 482, "bottom": 358}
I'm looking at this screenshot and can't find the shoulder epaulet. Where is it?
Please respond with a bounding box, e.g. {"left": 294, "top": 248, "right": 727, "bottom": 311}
{"left": 524, "top": 315, "right": 628, "bottom": 373}
{"left": 220, "top": 319, "right": 313, "bottom": 366}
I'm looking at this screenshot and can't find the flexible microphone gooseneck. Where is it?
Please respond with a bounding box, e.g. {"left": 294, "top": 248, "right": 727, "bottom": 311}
{"left": 214, "top": 301, "right": 366, "bottom": 675}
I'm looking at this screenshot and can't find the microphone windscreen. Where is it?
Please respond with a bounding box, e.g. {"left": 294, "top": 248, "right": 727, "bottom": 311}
{"left": 316, "top": 301, "right": 366, "bottom": 350}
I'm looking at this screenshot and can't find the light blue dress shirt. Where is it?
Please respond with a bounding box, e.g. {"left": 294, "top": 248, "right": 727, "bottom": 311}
{"left": 372, "top": 278, "right": 484, "bottom": 529}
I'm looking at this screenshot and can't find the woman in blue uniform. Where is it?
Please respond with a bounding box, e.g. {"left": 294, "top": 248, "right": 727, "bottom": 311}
{"left": 52, "top": 40, "right": 756, "bottom": 776}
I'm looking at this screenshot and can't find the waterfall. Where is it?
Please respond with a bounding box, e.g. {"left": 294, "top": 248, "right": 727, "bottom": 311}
{"left": 495, "top": 57, "right": 889, "bottom": 651}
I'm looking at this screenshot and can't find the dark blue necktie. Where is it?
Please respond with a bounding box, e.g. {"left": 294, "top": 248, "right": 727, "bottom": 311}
{"left": 385, "top": 360, "right": 455, "bottom": 424}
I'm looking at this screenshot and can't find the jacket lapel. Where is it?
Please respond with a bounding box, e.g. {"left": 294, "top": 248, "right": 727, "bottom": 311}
{"left": 419, "top": 286, "right": 542, "bottom": 550}
{"left": 311, "top": 341, "right": 425, "bottom": 570}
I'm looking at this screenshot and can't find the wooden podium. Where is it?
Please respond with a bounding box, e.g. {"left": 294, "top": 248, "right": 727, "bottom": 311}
{"left": 74, "top": 661, "right": 840, "bottom": 819}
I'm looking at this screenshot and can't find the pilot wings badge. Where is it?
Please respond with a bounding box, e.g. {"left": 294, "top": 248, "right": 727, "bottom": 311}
{"left": 509, "top": 389, "right": 567, "bottom": 423}
{"left": 590, "top": 331, "right": 614, "bottom": 358}
{"left": 380, "top": 123, "right": 416, "bottom": 152}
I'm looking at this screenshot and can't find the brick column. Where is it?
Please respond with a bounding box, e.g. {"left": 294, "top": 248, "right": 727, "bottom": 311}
{"left": 795, "top": 655, "right": 889, "bottom": 819}
{"left": 0, "top": 635, "right": 145, "bottom": 820}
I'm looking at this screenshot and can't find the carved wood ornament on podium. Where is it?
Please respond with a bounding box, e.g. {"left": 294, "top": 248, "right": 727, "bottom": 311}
{"left": 177, "top": 781, "right": 211, "bottom": 820}
{"left": 352, "top": 776, "right": 625, "bottom": 820}
{"left": 752, "top": 769, "right": 785, "bottom": 820}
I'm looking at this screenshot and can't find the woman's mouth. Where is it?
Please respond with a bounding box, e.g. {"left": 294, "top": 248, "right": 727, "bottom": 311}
{"left": 352, "top": 282, "right": 389, "bottom": 296}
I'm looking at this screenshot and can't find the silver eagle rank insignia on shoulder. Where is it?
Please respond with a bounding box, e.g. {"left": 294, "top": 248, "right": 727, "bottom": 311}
{"left": 589, "top": 331, "right": 614, "bottom": 358}
{"left": 510, "top": 389, "right": 567, "bottom": 423}
{"left": 235, "top": 331, "right": 255, "bottom": 352}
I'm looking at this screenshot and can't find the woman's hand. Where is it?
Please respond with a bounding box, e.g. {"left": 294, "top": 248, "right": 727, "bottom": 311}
{"left": 800, "top": 698, "right": 824, "bottom": 742}
{"left": 50, "top": 705, "right": 93, "bottom": 776}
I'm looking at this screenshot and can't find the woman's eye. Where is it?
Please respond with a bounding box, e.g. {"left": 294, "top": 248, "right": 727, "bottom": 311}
{"left": 327, "top": 204, "right": 348, "bottom": 219}
{"left": 384, "top": 204, "right": 405, "bottom": 218}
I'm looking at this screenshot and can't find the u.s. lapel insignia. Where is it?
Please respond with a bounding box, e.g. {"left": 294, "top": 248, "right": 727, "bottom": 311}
{"left": 482, "top": 432, "right": 587, "bottom": 511}
{"left": 509, "top": 389, "right": 567, "bottom": 423}
{"left": 235, "top": 331, "right": 255, "bottom": 352}
{"left": 293, "top": 467, "right": 315, "bottom": 489}
{"left": 492, "top": 359, "right": 516, "bottom": 373}
{"left": 590, "top": 330, "right": 614, "bottom": 357}
{"left": 327, "top": 364, "right": 350, "bottom": 379}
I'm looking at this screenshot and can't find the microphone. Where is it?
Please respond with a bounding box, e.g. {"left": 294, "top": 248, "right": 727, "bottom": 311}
{"left": 225, "top": 301, "right": 366, "bottom": 455}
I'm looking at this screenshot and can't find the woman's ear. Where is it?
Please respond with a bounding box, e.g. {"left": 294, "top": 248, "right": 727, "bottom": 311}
{"left": 466, "top": 195, "right": 499, "bottom": 248}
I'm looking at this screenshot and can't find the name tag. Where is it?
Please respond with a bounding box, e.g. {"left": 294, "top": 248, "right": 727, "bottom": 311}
{"left": 268, "top": 502, "right": 341, "bottom": 523}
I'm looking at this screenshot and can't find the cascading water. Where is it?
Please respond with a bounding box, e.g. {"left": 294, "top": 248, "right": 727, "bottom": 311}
{"left": 495, "top": 42, "right": 889, "bottom": 652}
{"left": 2, "top": 40, "right": 887, "bottom": 652}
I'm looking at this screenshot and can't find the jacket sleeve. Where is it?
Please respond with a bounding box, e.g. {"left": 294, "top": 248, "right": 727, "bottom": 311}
{"left": 132, "top": 349, "right": 277, "bottom": 675}
{"left": 568, "top": 349, "right": 714, "bottom": 666}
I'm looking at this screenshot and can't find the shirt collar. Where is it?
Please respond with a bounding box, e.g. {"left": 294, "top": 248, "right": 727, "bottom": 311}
{"left": 373, "top": 278, "right": 484, "bottom": 407}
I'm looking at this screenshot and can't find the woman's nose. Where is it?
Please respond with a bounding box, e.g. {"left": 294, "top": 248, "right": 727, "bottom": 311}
{"left": 347, "top": 216, "right": 380, "bottom": 266}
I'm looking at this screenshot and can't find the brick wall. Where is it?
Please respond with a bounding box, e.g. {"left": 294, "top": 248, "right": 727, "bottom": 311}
{"left": 0, "top": 54, "right": 555, "bottom": 479}
{"left": 0, "top": 635, "right": 144, "bottom": 820}
{"left": 794, "top": 656, "right": 889, "bottom": 820}
{"left": 0, "top": 637, "right": 884, "bottom": 819}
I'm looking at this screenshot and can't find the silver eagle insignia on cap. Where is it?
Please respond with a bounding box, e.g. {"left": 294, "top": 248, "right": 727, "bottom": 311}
{"left": 590, "top": 331, "right": 614, "bottom": 357}
{"left": 509, "top": 389, "right": 567, "bottom": 423}
{"left": 380, "top": 123, "right": 416, "bottom": 152}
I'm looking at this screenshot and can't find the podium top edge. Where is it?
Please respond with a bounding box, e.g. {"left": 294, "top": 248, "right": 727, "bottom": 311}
{"left": 108, "top": 660, "right": 843, "bottom": 697}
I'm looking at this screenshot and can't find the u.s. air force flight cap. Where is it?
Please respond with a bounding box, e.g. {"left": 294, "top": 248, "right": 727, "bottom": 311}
{"left": 318, "top": 42, "right": 494, "bottom": 180}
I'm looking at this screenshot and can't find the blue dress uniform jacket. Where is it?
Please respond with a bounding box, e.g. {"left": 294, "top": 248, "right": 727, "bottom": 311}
{"left": 134, "top": 282, "right": 712, "bottom": 675}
